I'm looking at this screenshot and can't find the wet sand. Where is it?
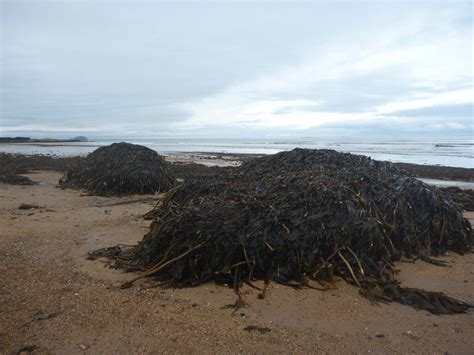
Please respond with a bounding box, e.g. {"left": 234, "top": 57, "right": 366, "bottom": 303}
{"left": 0, "top": 171, "right": 473, "bottom": 354}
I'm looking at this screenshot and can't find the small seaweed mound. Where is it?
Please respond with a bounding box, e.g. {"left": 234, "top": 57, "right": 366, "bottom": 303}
{"left": 96, "top": 149, "right": 472, "bottom": 314}
{"left": 0, "top": 173, "right": 36, "bottom": 185}
{"left": 59, "top": 143, "right": 174, "bottom": 196}
{"left": 0, "top": 153, "right": 83, "bottom": 185}
{"left": 0, "top": 153, "right": 83, "bottom": 173}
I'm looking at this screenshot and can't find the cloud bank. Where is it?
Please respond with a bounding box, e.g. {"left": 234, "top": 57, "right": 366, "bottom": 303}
{"left": 1, "top": 1, "right": 472, "bottom": 138}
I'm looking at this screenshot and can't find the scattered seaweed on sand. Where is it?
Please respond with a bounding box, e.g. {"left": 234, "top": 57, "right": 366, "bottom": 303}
{"left": 93, "top": 149, "right": 472, "bottom": 314}
{"left": 59, "top": 143, "right": 174, "bottom": 196}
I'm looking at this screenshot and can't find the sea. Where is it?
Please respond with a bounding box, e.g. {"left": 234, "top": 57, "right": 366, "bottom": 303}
{"left": 0, "top": 138, "right": 472, "bottom": 168}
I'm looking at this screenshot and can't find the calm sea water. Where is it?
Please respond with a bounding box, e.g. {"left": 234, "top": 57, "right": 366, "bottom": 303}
{"left": 0, "top": 138, "right": 472, "bottom": 168}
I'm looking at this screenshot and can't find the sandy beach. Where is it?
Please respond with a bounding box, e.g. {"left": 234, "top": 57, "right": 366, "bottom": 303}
{"left": 1, "top": 169, "right": 473, "bottom": 354}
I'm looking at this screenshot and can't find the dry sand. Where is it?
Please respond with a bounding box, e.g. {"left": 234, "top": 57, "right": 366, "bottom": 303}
{"left": 1, "top": 171, "right": 473, "bottom": 354}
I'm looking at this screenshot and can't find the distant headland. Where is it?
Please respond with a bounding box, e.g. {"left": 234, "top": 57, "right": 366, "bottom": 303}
{"left": 0, "top": 136, "right": 88, "bottom": 143}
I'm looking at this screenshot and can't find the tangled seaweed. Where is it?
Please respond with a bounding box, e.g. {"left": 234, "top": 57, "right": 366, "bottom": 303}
{"left": 439, "top": 187, "right": 474, "bottom": 212}
{"left": 96, "top": 149, "right": 473, "bottom": 314}
{"left": 59, "top": 142, "right": 174, "bottom": 196}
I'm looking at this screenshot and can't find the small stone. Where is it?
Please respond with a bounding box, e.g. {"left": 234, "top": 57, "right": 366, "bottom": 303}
{"left": 79, "top": 344, "right": 89, "bottom": 350}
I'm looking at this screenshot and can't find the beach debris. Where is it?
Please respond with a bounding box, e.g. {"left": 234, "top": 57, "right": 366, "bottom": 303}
{"left": 243, "top": 325, "right": 271, "bottom": 334}
{"left": 35, "top": 309, "right": 64, "bottom": 321}
{"left": 16, "top": 345, "right": 38, "bottom": 354}
{"left": 18, "top": 203, "right": 39, "bottom": 210}
{"left": 59, "top": 143, "right": 174, "bottom": 196}
{"left": 91, "top": 149, "right": 472, "bottom": 314}
{"left": 87, "top": 246, "right": 122, "bottom": 260}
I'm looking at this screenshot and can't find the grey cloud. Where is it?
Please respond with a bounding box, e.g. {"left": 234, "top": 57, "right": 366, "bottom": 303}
{"left": 378, "top": 103, "right": 473, "bottom": 119}
{"left": 1, "top": 1, "right": 472, "bottom": 138}
{"left": 305, "top": 115, "right": 473, "bottom": 140}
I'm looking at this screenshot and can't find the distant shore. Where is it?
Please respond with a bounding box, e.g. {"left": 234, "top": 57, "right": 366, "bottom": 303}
{"left": 0, "top": 142, "right": 99, "bottom": 148}
{"left": 0, "top": 136, "right": 89, "bottom": 144}
{"left": 0, "top": 139, "right": 472, "bottom": 168}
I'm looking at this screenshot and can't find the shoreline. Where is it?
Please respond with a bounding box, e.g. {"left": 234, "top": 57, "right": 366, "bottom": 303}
{"left": 2, "top": 150, "right": 473, "bottom": 186}
{"left": 0, "top": 141, "right": 472, "bottom": 169}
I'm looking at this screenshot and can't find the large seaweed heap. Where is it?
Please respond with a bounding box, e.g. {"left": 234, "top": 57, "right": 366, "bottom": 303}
{"left": 99, "top": 149, "right": 472, "bottom": 313}
{"left": 59, "top": 143, "right": 174, "bottom": 196}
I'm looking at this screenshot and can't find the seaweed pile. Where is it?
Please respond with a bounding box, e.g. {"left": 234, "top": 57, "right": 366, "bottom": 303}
{"left": 0, "top": 173, "right": 36, "bottom": 185}
{"left": 97, "top": 149, "right": 472, "bottom": 314}
{"left": 165, "top": 161, "right": 220, "bottom": 182}
{"left": 59, "top": 143, "right": 174, "bottom": 196}
{"left": 440, "top": 187, "right": 474, "bottom": 211}
{"left": 0, "top": 153, "right": 83, "bottom": 185}
{"left": 0, "top": 153, "right": 83, "bottom": 173}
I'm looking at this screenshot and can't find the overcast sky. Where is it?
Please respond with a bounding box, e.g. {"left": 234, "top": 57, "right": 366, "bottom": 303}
{"left": 1, "top": 0, "right": 472, "bottom": 139}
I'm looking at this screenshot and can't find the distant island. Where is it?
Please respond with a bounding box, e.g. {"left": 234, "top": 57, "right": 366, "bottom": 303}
{"left": 0, "top": 136, "right": 88, "bottom": 143}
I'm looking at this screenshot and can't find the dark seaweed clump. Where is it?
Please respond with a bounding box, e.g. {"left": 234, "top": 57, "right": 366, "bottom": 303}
{"left": 439, "top": 187, "right": 474, "bottom": 211}
{"left": 0, "top": 152, "right": 83, "bottom": 173}
{"left": 166, "top": 161, "right": 219, "bottom": 181}
{"left": 97, "top": 149, "right": 472, "bottom": 314}
{"left": 59, "top": 143, "right": 174, "bottom": 196}
{"left": 0, "top": 173, "right": 36, "bottom": 185}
